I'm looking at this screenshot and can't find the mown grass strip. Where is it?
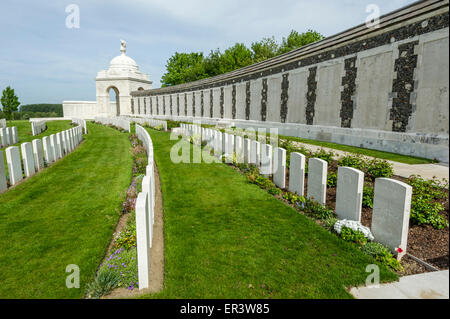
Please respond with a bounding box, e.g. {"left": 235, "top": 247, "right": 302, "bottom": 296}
{"left": 0, "top": 122, "right": 133, "bottom": 298}
{"left": 141, "top": 129, "right": 397, "bottom": 299}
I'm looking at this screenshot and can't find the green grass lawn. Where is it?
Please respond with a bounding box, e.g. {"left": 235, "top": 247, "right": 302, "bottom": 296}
{"left": 2, "top": 120, "right": 74, "bottom": 150}
{"left": 141, "top": 129, "right": 398, "bottom": 299}
{"left": 0, "top": 122, "right": 133, "bottom": 298}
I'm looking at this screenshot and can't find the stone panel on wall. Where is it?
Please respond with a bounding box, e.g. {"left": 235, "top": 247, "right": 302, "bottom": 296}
{"left": 353, "top": 50, "right": 394, "bottom": 131}
{"left": 266, "top": 76, "right": 282, "bottom": 123}
{"left": 236, "top": 83, "right": 246, "bottom": 120}
{"left": 250, "top": 79, "right": 262, "bottom": 121}
{"left": 286, "top": 69, "right": 308, "bottom": 124}
{"left": 314, "top": 62, "right": 343, "bottom": 127}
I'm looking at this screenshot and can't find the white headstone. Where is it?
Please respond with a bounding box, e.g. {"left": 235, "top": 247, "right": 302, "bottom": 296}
{"left": 0, "top": 128, "right": 6, "bottom": 147}
{"left": 50, "top": 134, "right": 59, "bottom": 160}
{"left": 12, "top": 127, "right": 18, "bottom": 144}
{"left": 136, "top": 192, "right": 151, "bottom": 290}
{"left": 142, "top": 175, "right": 153, "bottom": 248}
{"left": 273, "top": 147, "right": 286, "bottom": 188}
{"left": 21, "top": 142, "right": 36, "bottom": 178}
{"left": 225, "top": 133, "right": 234, "bottom": 163}
{"left": 43, "top": 136, "right": 54, "bottom": 164}
{"left": 6, "top": 127, "right": 12, "bottom": 145}
{"left": 214, "top": 131, "right": 223, "bottom": 158}
{"left": 0, "top": 150, "right": 7, "bottom": 192}
{"left": 260, "top": 144, "right": 273, "bottom": 176}
{"left": 250, "top": 140, "right": 261, "bottom": 167}
{"left": 235, "top": 135, "right": 244, "bottom": 163}
{"left": 335, "top": 167, "right": 364, "bottom": 221}
{"left": 32, "top": 139, "right": 44, "bottom": 171}
{"left": 372, "top": 178, "right": 412, "bottom": 259}
{"left": 244, "top": 138, "right": 251, "bottom": 164}
{"left": 56, "top": 133, "right": 64, "bottom": 158}
{"left": 289, "top": 152, "right": 306, "bottom": 196}
{"left": 5, "top": 146, "right": 23, "bottom": 185}
{"left": 307, "top": 158, "right": 327, "bottom": 205}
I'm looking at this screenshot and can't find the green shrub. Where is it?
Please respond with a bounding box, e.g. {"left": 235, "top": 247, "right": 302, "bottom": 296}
{"left": 268, "top": 187, "right": 282, "bottom": 195}
{"left": 282, "top": 192, "right": 301, "bottom": 205}
{"left": 323, "top": 217, "right": 338, "bottom": 231}
{"left": 114, "top": 224, "right": 136, "bottom": 251}
{"left": 86, "top": 268, "right": 120, "bottom": 299}
{"left": 339, "top": 227, "right": 368, "bottom": 245}
{"left": 407, "top": 175, "right": 449, "bottom": 229}
{"left": 311, "top": 149, "right": 335, "bottom": 164}
{"left": 338, "top": 154, "right": 367, "bottom": 171}
{"left": 361, "top": 242, "right": 403, "bottom": 271}
{"left": 362, "top": 183, "right": 374, "bottom": 208}
{"left": 327, "top": 171, "right": 337, "bottom": 187}
{"left": 302, "top": 199, "right": 334, "bottom": 220}
{"left": 366, "top": 159, "right": 394, "bottom": 180}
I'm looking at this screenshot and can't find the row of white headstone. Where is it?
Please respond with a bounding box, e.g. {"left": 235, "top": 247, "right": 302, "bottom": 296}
{"left": 94, "top": 117, "right": 131, "bottom": 132}
{"left": 31, "top": 120, "right": 47, "bottom": 136}
{"left": 126, "top": 116, "right": 168, "bottom": 131}
{"left": 0, "top": 119, "right": 6, "bottom": 128}
{"left": 0, "top": 125, "right": 84, "bottom": 193}
{"left": 0, "top": 126, "right": 19, "bottom": 148}
{"left": 134, "top": 124, "right": 156, "bottom": 290}
{"left": 72, "top": 118, "right": 88, "bottom": 134}
{"left": 179, "top": 124, "right": 412, "bottom": 258}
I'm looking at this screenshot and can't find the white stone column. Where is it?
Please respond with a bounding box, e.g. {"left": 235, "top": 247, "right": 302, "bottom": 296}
{"left": 273, "top": 147, "right": 286, "bottom": 188}
{"left": 289, "top": 152, "right": 306, "bottom": 196}
{"left": 307, "top": 158, "right": 327, "bottom": 205}
{"left": 0, "top": 150, "right": 7, "bottom": 192}
{"left": 21, "top": 142, "right": 36, "bottom": 178}
{"left": 6, "top": 127, "right": 12, "bottom": 145}
{"left": 32, "top": 139, "right": 44, "bottom": 171}
{"left": 5, "top": 146, "right": 23, "bottom": 185}
{"left": 136, "top": 192, "right": 151, "bottom": 290}
{"left": 372, "top": 178, "right": 412, "bottom": 259}
{"left": 336, "top": 167, "right": 364, "bottom": 221}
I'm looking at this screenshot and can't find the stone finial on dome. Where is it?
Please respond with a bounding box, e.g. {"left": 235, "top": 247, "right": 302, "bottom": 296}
{"left": 120, "top": 40, "right": 127, "bottom": 55}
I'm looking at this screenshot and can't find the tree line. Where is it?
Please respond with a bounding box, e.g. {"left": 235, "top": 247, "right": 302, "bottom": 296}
{"left": 161, "top": 29, "right": 324, "bottom": 87}
{"left": 0, "top": 86, "right": 63, "bottom": 121}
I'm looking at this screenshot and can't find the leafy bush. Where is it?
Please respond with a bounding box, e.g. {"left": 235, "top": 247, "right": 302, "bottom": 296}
{"left": 407, "top": 175, "right": 449, "bottom": 229}
{"left": 311, "top": 149, "right": 335, "bottom": 164}
{"left": 323, "top": 217, "right": 338, "bottom": 231}
{"left": 339, "top": 226, "right": 368, "bottom": 245}
{"left": 362, "top": 183, "right": 374, "bottom": 208}
{"left": 86, "top": 268, "right": 121, "bottom": 299}
{"left": 327, "top": 171, "right": 337, "bottom": 187}
{"left": 282, "top": 192, "right": 302, "bottom": 205}
{"left": 301, "top": 198, "right": 334, "bottom": 220}
{"left": 366, "top": 159, "right": 394, "bottom": 180}
{"left": 361, "top": 242, "right": 403, "bottom": 271}
{"left": 338, "top": 154, "right": 367, "bottom": 171}
{"left": 114, "top": 224, "right": 136, "bottom": 251}
{"left": 268, "top": 187, "right": 282, "bottom": 195}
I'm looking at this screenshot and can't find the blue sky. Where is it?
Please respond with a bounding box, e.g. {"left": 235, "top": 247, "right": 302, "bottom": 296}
{"left": 0, "top": 0, "right": 414, "bottom": 105}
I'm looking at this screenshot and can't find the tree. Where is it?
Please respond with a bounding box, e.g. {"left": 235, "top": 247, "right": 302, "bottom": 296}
{"left": 160, "top": 52, "right": 207, "bottom": 87}
{"left": 251, "top": 37, "right": 279, "bottom": 63}
{"left": 278, "top": 29, "right": 324, "bottom": 54}
{"left": 220, "top": 43, "right": 253, "bottom": 73}
{"left": 1, "top": 86, "right": 20, "bottom": 121}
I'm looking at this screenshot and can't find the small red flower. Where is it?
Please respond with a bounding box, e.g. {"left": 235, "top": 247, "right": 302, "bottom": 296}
{"left": 397, "top": 248, "right": 404, "bottom": 254}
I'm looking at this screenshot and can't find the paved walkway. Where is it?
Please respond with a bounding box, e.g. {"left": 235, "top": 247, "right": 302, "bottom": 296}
{"left": 289, "top": 141, "right": 449, "bottom": 180}
{"left": 350, "top": 270, "right": 449, "bottom": 299}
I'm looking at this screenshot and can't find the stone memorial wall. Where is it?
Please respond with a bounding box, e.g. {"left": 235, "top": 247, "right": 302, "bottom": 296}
{"left": 132, "top": 1, "right": 449, "bottom": 162}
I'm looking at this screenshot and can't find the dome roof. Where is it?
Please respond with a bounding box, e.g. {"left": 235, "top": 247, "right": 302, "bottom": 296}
{"left": 109, "top": 53, "right": 139, "bottom": 72}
